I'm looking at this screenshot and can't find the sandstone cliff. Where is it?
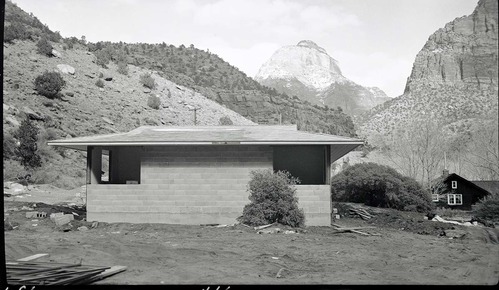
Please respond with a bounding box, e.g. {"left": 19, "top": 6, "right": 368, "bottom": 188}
{"left": 358, "top": 0, "right": 498, "bottom": 139}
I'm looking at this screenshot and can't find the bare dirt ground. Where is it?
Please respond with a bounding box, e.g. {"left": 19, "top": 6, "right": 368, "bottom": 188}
{"left": 4, "top": 184, "right": 499, "bottom": 285}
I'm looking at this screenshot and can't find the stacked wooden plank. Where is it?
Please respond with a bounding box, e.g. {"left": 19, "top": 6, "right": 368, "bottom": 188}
{"left": 349, "top": 208, "right": 373, "bottom": 220}
{"left": 6, "top": 260, "right": 126, "bottom": 285}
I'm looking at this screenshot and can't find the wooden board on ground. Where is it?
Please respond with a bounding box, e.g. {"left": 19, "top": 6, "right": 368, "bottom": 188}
{"left": 17, "top": 253, "right": 50, "bottom": 262}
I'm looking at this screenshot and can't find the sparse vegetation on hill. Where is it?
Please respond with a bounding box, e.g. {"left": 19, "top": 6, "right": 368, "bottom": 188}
{"left": 34, "top": 71, "right": 66, "bottom": 98}
{"left": 84, "top": 40, "right": 356, "bottom": 136}
{"left": 36, "top": 37, "right": 53, "bottom": 56}
{"left": 14, "top": 117, "right": 42, "bottom": 170}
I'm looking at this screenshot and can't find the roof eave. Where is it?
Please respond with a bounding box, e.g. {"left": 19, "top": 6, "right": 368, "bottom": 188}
{"left": 48, "top": 140, "right": 364, "bottom": 150}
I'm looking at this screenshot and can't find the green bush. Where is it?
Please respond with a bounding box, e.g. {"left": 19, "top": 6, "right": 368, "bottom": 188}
{"left": 36, "top": 37, "right": 53, "bottom": 56}
{"left": 140, "top": 73, "right": 156, "bottom": 90}
{"left": 95, "top": 49, "right": 111, "bottom": 68}
{"left": 95, "top": 79, "right": 104, "bottom": 88}
{"left": 3, "top": 159, "right": 25, "bottom": 181}
{"left": 14, "top": 117, "right": 42, "bottom": 170}
{"left": 3, "top": 132, "right": 18, "bottom": 160}
{"left": 34, "top": 71, "right": 66, "bottom": 98}
{"left": 4, "top": 22, "right": 29, "bottom": 43}
{"left": 473, "top": 193, "right": 499, "bottom": 223}
{"left": 147, "top": 95, "right": 161, "bottom": 109}
{"left": 117, "top": 61, "right": 129, "bottom": 75}
{"left": 219, "top": 116, "right": 233, "bottom": 125}
{"left": 331, "top": 162, "right": 433, "bottom": 213}
{"left": 238, "top": 169, "right": 305, "bottom": 227}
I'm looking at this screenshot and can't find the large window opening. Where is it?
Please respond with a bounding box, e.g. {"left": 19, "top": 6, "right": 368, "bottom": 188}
{"left": 89, "top": 147, "right": 141, "bottom": 184}
{"left": 273, "top": 145, "right": 329, "bottom": 185}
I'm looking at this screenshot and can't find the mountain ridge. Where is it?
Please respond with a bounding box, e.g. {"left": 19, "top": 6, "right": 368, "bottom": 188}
{"left": 255, "top": 40, "right": 391, "bottom": 116}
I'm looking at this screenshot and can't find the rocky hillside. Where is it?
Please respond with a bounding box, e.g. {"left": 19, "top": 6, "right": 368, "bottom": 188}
{"left": 3, "top": 0, "right": 359, "bottom": 189}
{"left": 255, "top": 40, "right": 391, "bottom": 116}
{"left": 89, "top": 40, "right": 357, "bottom": 136}
{"left": 3, "top": 5, "right": 257, "bottom": 189}
{"left": 357, "top": 0, "right": 498, "bottom": 140}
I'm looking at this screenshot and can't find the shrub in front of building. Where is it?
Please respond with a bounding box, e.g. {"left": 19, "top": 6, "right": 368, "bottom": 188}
{"left": 331, "top": 162, "right": 433, "bottom": 213}
{"left": 238, "top": 169, "right": 305, "bottom": 227}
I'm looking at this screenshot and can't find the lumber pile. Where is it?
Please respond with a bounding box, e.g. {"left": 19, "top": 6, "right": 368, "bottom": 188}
{"left": 349, "top": 208, "right": 374, "bottom": 220}
{"left": 331, "top": 224, "right": 381, "bottom": 236}
{"left": 6, "top": 260, "right": 126, "bottom": 285}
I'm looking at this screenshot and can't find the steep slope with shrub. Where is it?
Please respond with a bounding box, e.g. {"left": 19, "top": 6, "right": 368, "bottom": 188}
{"left": 86, "top": 41, "right": 357, "bottom": 136}
{"left": 3, "top": 2, "right": 255, "bottom": 188}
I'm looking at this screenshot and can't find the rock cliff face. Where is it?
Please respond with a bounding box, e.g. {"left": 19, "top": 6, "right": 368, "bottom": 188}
{"left": 255, "top": 40, "right": 390, "bottom": 116}
{"left": 405, "top": 0, "right": 497, "bottom": 91}
{"left": 357, "top": 0, "right": 498, "bottom": 139}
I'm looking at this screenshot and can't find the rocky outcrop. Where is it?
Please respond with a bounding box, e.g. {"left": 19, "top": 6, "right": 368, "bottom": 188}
{"left": 255, "top": 40, "right": 390, "bottom": 116}
{"left": 405, "top": 0, "right": 498, "bottom": 92}
{"left": 57, "top": 64, "right": 75, "bottom": 75}
{"left": 357, "top": 0, "right": 498, "bottom": 139}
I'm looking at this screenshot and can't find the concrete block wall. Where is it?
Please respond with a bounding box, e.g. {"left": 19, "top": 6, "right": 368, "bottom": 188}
{"left": 295, "top": 185, "right": 331, "bottom": 226}
{"left": 87, "top": 145, "right": 273, "bottom": 224}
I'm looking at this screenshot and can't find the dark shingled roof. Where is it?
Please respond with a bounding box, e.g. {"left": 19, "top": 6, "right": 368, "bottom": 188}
{"left": 471, "top": 181, "right": 499, "bottom": 195}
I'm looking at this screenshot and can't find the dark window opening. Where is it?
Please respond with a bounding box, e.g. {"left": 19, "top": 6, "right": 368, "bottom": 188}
{"left": 273, "top": 145, "right": 329, "bottom": 185}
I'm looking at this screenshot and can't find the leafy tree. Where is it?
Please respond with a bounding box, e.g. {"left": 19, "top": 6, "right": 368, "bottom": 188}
{"left": 238, "top": 169, "right": 305, "bottom": 227}
{"left": 14, "top": 117, "right": 42, "bottom": 169}
{"left": 34, "top": 71, "right": 66, "bottom": 98}
{"left": 36, "top": 37, "right": 53, "bottom": 56}
{"left": 331, "top": 162, "right": 433, "bottom": 212}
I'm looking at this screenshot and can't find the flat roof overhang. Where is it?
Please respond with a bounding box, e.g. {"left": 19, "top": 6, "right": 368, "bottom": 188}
{"left": 48, "top": 140, "right": 363, "bottom": 150}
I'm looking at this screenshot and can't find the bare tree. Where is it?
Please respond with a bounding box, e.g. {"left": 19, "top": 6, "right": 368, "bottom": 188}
{"left": 463, "top": 115, "right": 499, "bottom": 180}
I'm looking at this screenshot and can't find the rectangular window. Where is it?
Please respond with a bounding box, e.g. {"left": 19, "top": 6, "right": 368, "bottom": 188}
{"left": 448, "top": 194, "right": 463, "bottom": 205}
{"left": 432, "top": 194, "right": 439, "bottom": 202}
{"left": 451, "top": 181, "right": 457, "bottom": 189}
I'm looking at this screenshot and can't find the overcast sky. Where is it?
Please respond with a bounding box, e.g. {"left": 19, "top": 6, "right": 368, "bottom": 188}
{"left": 12, "top": 0, "right": 479, "bottom": 97}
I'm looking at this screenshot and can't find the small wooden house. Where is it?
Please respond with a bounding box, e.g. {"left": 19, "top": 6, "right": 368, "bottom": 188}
{"left": 48, "top": 125, "right": 363, "bottom": 226}
{"left": 431, "top": 171, "right": 494, "bottom": 210}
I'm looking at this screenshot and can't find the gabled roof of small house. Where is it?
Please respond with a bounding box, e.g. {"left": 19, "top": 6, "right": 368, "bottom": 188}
{"left": 471, "top": 181, "right": 499, "bottom": 195}
{"left": 432, "top": 172, "right": 492, "bottom": 196}
{"left": 48, "top": 125, "right": 363, "bottom": 151}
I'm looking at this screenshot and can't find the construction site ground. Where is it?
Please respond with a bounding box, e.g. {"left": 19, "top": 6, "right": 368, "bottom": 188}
{"left": 4, "top": 184, "right": 499, "bottom": 285}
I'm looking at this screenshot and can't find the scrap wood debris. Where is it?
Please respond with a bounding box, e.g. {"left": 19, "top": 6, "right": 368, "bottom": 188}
{"left": 6, "top": 259, "right": 126, "bottom": 285}
{"left": 349, "top": 208, "right": 374, "bottom": 220}
{"left": 331, "top": 223, "right": 381, "bottom": 236}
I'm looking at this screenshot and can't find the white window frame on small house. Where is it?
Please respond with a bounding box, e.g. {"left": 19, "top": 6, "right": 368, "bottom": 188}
{"left": 432, "top": 194, "right": 439, "bottom": 202}
{"left": 448, "top": 194, "right": 463, "bottom": 205}
{"left": 451, "top": 181, "right": 457, "bottom": 189}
